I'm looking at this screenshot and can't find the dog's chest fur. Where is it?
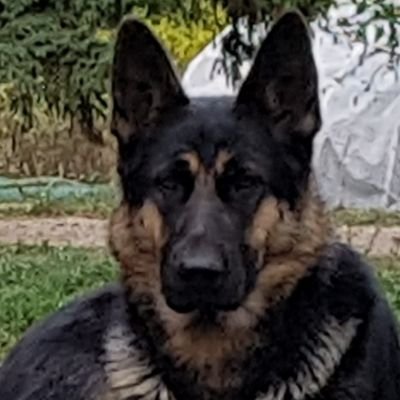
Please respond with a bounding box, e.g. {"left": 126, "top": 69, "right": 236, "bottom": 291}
{"left": 102, "top": 315, "right": 360, "bottom": 400}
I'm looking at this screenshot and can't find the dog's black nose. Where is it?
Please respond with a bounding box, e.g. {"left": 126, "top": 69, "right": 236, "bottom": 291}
{"left": 178, "top": 252, "right": 224, "bottom": 284}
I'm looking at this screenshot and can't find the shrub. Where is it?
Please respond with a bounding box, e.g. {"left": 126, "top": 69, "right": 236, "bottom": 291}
{"left": 0, "top": 1, "right": 225, "bottom": 180}
{"left": 141, "top": 3, "right": 227, "bottom": 71}
{"left": 0, "top": 0, "right": 399, "bottom": 180}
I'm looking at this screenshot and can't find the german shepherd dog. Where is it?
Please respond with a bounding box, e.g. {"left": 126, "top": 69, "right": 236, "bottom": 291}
{"left": 1, "top": 10, "right": 399, "bottom": 400}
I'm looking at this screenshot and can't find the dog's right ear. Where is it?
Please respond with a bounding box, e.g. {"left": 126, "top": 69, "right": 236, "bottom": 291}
{"left": 236, "top": 11, "right": 320, "bottom": 142}
{"left": 111, "top": 18, "right": 189, "bottom": 143}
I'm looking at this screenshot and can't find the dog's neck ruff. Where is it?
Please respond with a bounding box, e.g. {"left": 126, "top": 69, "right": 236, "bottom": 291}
{"left": 102, "top": 316, "right": 360, "bottom": 400}
{"left": 256, "top": 317, "right": 360, "bottom": 400}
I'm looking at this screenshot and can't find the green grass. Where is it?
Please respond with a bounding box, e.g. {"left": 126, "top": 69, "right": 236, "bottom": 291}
{"left": 0, "top": 192, "right": 117, "bottom": 219}
{"left": 0, "top": 245, "right": 117, "bottom": 358}
{"left": 333, "top": 208, "right": 400, "bottom": 227}
{"left": 0, "top": 246, "right": 399, "bottom": 359}
{"left": 374, "top": 257, "right": 400, "bottom": 319}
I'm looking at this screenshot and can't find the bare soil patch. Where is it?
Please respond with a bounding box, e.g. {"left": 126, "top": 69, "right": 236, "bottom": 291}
{"left": 0, "top": 217, "right": 399, "bottom": 257}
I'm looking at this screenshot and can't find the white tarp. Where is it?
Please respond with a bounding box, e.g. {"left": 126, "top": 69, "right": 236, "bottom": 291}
{"left": 182, "top": 2, "right": 400, "bottom": 210}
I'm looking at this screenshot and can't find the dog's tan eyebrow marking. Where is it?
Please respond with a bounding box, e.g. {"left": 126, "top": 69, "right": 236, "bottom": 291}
{"left": 180, "top": 152, "right": 200, "bottom": 175}
{"left": 179, "top": 152, "right": 214, "bottom": 189}
{"left": 214, "top": 150, "right": 232, "bottom": 175}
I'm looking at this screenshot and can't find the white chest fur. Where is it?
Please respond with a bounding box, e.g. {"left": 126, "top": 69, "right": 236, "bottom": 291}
{"left": 102, "top": 324, "right": 174, "bottom": 400}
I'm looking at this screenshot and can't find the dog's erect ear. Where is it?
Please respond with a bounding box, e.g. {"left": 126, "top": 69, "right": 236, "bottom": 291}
{"left": 236, "top": 10, "right": 321, "bottom": 140}
{"left": 111, "top": 18, "right": 188, "bottom": 142}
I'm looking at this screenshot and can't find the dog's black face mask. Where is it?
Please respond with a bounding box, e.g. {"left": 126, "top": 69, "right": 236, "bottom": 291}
{"left": 111, "top": 12, "right": 320, "bottom": 314}
{"left": 157, "top": 147, "right": 261, "bottom": 313}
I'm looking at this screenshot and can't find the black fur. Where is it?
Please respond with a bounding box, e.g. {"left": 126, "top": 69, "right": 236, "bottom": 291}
{"left": 0, "top": 10, "right": 399, "bottom": 400}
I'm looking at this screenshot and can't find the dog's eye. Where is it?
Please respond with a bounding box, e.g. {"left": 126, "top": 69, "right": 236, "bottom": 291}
{"left": 232, "top": 176, "right": 259, "bottom": 193}
{"left": 155, "top": 163, "right": 194, "bottom": 204}
{"left": 157, "top": 176, "right": 181, "bottom": 194}
{"left": 217, "top": 172, "right": 263, "bottom": 204}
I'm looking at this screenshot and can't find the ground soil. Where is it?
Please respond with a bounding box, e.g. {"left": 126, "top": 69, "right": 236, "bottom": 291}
{"left": 0, "top": 217, "right": 399, "bottom": 257}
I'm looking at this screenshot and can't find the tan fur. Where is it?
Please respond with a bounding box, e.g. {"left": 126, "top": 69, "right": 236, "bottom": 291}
{"left": 181, "top": 149, "right": 232, "bottom": 177}
{"left": 180, "top": 152, "right": 200, "bottom": 175}
{"left": 102, "top": 324, "right": 175, "bottom": 400}
{"left": 109, "top": 201, "right": 167, "bottom": 297}
{"left": 109, "top": 176, "right": 333, "bottom": 391}
{"left": 238, "top": 178, "right": 333, "bottom": 324}
{"left": 180, "top": 151, "right": 212, "bottom": 188}
{"left": 157, "top": 299, "right": 259, "bottom": 390}
{"left": 247, "top": 181, "right": 332, "bottom": 257}
{"left": 214, "top": 150, "right": 232, "bottom": 175}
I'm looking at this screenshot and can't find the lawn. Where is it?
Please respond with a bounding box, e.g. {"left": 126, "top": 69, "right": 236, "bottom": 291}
{"left": 0, "top": 192, "right": 117, "bottom": 219}
{"left": 0, "top": 245, "right": 117, "bottom": 358}
{"left": 0, "top": 245, "right": 399, "bottom": 359}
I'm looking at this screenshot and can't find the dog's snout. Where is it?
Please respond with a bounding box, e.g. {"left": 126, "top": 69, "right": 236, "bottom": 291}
{"left": 162, "top": 198, "right": 248, "bottom": 313}
{"left": 162, "top": 237, "right": 247, "bottom": 313}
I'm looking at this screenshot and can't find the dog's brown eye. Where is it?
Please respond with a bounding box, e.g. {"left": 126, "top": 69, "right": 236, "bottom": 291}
{"left": 217, "top": 171, "right": 263, "bottom": 205}
{"left": 157, "top": 177, "right": 180, "bottom": 194}
{"left": 230, "top": 173, "right": 263, "bottom": 194}
{"left": 155, "top": 164, "right": 194, "bottom": 205}
{"left": 233, "top": 176, "right": 258, "bottom": 192}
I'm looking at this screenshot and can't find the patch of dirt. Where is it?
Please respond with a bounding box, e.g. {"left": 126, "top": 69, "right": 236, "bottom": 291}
{"left": 0, "top": 217, "right": 108, "bottom": 248}
{"left": 0, "top": 217, "right": 399, "bottom": 257}
{"left": 337, "top": 225, "right": 400, "bottom": 257}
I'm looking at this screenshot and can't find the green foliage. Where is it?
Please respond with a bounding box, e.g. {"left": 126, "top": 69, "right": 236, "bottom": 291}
{"left": 0, "top": 0, "right": 225, "bottom": 140}
{"left": 0, "top": 191, "right": 117, "bottom": 219}
{"left": 140, "top": 3, "right": 227, "bottom": 70}
{"left": 333, "top": 208, "right": 400, "bottom": 227}
{"left": 0, "top": 0, "right": 126, "bottom": 137}
{"left": 376, "top": 258, "right": 400, "bottom": 320}
{"left": 0, "top": 0, "right": 399, "bottom": 141}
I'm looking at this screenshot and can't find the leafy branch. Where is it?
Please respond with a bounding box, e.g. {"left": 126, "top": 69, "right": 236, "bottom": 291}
{"left": 0, "top": 0, "right": 398, "bottom": 140}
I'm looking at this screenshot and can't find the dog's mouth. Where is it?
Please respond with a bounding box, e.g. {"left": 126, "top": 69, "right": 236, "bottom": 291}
{"left": 163, "top": 287, "right": 244, "bottom": 314}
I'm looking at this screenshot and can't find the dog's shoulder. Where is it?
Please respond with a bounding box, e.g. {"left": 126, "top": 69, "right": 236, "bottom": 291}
{"left": 310, "top": 243, "right": 400, "bottom": 398}
{"left": 254, "top": 243, "right": 400, "bottom": 400}
{"left": 0, "top": 283, "right": 135, "bottom": 400}
{"left": 298, "top": 242, "right": 383, "bottom": 320}
{"left": 264, "top": 242, "right": 379, "bottom": 370}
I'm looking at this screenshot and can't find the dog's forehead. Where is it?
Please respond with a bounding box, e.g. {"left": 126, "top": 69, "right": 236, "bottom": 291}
{"left": 152, "top": 97, "right": 273, "bottom": 171}
{"left": 166, "top": 97, "right": 239, "bottom": 142}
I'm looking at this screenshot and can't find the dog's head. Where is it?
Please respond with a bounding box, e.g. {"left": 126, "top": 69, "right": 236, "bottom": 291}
{"left": 110, "top": 11, "right": 327, "bottom": 323}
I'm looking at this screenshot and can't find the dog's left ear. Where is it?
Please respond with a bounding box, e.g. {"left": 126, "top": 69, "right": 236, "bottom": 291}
{"left": 236, "top": 10, "right": 321, "bottom": 141}
{"left": 111, "top": 18, "right": 188, "bottom": 143}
